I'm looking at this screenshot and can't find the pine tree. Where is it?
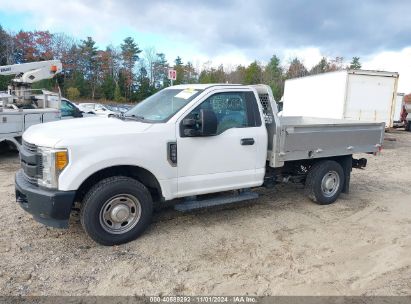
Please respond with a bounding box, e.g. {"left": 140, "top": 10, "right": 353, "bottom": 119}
{"left": 349, "top": 57, "right": 362, "bottom": 70}
{"left": 174, "top": 56, "right": 184, "bottom": 85}
{"left": 121, "top": 37, "right": 141, "bottom": 100}
{"left": 310, "top": 57, "right": 329, "bottom": 75}
{"left": 79, "top": 37, "right": 99, "bottom": 99}
{"left": 244, "top": 61, "right": 263, "bottom": 84}
{"left": 264, "top": 55, "right": 283, "bottom": 101}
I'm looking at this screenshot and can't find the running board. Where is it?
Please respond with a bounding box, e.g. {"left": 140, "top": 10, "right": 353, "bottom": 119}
{"left": 174, "top": 191, "right": 259, "bottom": 212}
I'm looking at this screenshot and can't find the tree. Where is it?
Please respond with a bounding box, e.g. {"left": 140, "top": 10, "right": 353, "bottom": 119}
{"left": 134, "top": 65, "right": 153, "bottom": 101}
{"left": 310, "top": 57, "right": 329, "bottom": 75}
{"left": 175, "top": 56, "right": 183, "bottom": 66}
{"left": 0, "top": 25, "right": 10, "bottom": 65}
{"left": 33, "top": 31, "right": 54, "bottom": 60}
{"left": 227, "top": 65, "right": 246, "bottom": 84}
{"left": 67, "top": 87, "right": 80, "bottom": 100}
{"left": 121, "top": 37, "right": 141, "bottom": 100}
{"left": 114, "top": 83, "right": 125, "bottom": 102}
{"left": 264, "top": 55, "right": 283, "bottom": 101}
{"left": 152, "top": 53, "right": 169, "bottom": 88}
{"left": 244, "top": 61, "right": 263, "bottom": 84}
{"left": 78, "top": 37, "right": 100, "bottom": 99}
{"left": 0, "top": 25, "right": 14, "bottom": 91}
{"left": 100, "top": 46, "right": 120, "bottom": 100}
{"left": 349, "top": 57, "right": 362, "bottom": 70}
{"left": 328, "top": 56, "right": 344, "bottom": 71}
{"left": 184, "top": 61, "right": 197, "bottom": 83}
{"left": 286, "top": 58, "right": 308, "bottom": 79}
{"left": 13, "top": 30, "right": 54, "bottom": 63}
{"left": 199, "top": 64, "right": 226, "bottom": 84}
{"left": 174, "top": 56, "right": 184, "bottom": 85}
{"left": 144, "top": 46, "right": 156, "bottom": 86}
{"left": 13, "top": 30, "right": 34, "bottom": 63}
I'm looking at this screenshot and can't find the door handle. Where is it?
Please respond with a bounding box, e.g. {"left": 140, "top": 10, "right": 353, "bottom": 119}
{"left": 241, "top": 138, "right": 255, "bottom": 145}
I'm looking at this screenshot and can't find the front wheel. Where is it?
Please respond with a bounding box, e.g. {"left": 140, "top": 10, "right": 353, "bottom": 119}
{"left": 80, "top": 176, "right": 153, "bottom": 245}
{"left": 305, "top": 160, "right": 344, "bottom": 205}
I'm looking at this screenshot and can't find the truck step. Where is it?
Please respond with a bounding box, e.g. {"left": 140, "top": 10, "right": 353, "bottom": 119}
{"left": 174, "top": 191, "right": 259, "bottom": 212}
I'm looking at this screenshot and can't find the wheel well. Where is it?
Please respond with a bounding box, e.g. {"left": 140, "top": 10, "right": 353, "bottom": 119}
{"left": 277, "top": 155, "right": 352, "bottom": 193}
{"left": 301, "top": 155, "right": 352, "bottom": 193}
{"left": 1, "top": 138, "right": 20, "bottom": 151}
{"left": 75, "top": 165, "right": 163, "bottom": 204}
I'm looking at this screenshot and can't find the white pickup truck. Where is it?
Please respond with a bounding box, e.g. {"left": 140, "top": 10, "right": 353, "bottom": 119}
{"left": 15, "top": 84, "right": 384, "bottom": 245}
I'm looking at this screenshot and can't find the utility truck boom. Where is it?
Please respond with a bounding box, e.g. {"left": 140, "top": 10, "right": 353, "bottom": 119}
{"left": 0, "top": 60, "right": 62, "bottom": 84}
{"left": 1, "top": 60, "right": 81, "bottom": 151}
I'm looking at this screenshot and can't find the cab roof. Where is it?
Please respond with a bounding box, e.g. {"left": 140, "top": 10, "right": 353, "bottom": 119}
{"left": 167, "top": 83, "right": 244, "bottom": 90}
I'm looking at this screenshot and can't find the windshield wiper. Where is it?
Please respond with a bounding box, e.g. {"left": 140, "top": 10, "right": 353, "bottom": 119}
{"left": 123, "top": 114, "right": 145, "bottom": 121}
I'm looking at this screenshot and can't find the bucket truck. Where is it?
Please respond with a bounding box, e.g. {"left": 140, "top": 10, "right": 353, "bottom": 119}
{"left": 0, "top": 60, "right": 83, "bottom": 151}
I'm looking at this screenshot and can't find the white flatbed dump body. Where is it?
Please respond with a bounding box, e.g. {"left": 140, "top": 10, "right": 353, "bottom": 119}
{"left": 251, "top": 85, "right": 385, "bottom": 168}
{"left": 276, "top": 116, "right": 384, "bottom": 162}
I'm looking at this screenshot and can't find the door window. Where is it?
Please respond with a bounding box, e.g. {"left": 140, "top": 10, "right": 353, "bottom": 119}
{"left": 61, "top": 100, "right": 76, "bottom": 117}
{"left": 185, "top": 91, "right": 261, "bottom": 135}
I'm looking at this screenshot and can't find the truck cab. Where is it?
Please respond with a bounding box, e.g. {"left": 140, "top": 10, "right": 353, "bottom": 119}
{"left": 15, "top": 84, "right": 384, "bottom": 245}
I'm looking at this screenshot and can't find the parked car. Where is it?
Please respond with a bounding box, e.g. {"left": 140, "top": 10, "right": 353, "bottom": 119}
{"left": 106, "top": 104, "right": 133, "bottom": 114}
{"left": 78, "top": 103, "right": 117, "bottom": 117}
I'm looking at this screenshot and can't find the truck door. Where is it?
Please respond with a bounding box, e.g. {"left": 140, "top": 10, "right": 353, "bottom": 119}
{"left": 176, "top": 90, "right": 267, "bottom": 197}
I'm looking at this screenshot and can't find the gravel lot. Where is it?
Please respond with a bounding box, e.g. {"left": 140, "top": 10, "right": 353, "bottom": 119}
{"left": 0, "top": 131, "right": 410, "bottom": 296}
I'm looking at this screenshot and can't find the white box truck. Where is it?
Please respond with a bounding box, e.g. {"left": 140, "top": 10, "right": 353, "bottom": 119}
{"left": 282, "top": 70, "right": 399, "bottom": 128}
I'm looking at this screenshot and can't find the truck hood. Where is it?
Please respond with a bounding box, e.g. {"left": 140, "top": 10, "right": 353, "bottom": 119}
{"left": 23, "top": 117, "right": 153, "bottom": 148}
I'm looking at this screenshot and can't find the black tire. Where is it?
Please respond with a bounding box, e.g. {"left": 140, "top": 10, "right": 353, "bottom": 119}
{"left": 80, "top": 176, "right": 152, "bottom": 246}
{"left": 405, "top": 121, "right": 411, "bottom": 131}
{"left": 305, "top": 160, "right": 344, "bottom": 205}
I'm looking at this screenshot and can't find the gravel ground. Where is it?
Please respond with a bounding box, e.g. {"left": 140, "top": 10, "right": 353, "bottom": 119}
{"left": 0, "top": 131, "right": 410, "bottom": 296}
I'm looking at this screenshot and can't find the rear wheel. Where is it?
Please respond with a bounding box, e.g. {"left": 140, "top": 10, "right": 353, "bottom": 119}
{"left": 305, "top": 160, "right": 344, "bottom": 205}
{"left": 405, "top": 121, "right": 411, "bottom": 131}
{"left": 80, "top": 176, "right": 152, "bottom": 245}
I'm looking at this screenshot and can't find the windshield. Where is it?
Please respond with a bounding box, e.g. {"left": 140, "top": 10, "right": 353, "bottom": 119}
{"left": 125, "top": 88, "right": 203, "bottom": 122}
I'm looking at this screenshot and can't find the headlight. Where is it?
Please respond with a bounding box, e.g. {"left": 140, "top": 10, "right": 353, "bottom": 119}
{"left": 38, "top": 147, "right": 69, "bottom": 189}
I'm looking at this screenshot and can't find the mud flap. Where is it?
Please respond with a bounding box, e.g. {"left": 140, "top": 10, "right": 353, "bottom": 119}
{"left": 339, "top": 155, "right": 352, "bottom": 194}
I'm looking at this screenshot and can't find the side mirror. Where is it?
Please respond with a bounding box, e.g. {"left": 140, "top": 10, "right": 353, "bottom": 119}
{"left": 199, "top": 108, "right": 217, "bottom": 136}
{"left": 182, "top": 109, "right": 217, "bottom": 137}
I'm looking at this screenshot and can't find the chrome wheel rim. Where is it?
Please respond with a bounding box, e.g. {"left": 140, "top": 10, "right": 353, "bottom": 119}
{"left": 99, "top": 194, "right": 141, "bottom": 234}
{"left": 321, "top": 171, "right": 340, "bottom": 197}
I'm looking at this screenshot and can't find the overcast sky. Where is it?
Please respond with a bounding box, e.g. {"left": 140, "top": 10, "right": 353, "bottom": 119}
{"left": 1, "top": 0, "right": 411, "bottom": 92}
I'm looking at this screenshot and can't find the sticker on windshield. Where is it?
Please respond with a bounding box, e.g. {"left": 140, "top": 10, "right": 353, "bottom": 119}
{"left": 175, "top": 89, "right": 198, "bottom": 100}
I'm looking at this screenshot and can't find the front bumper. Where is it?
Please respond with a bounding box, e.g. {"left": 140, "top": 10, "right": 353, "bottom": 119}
{"left": 15, "top": 169, "right": 76, "bottom": 228}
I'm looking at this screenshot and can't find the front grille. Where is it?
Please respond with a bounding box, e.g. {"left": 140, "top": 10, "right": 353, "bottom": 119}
{"left": 22, "top": 171, "right": 39, "bottom": 185}
{"left": 23, "top": 140, "right": 37, "bottom": 153}
{"left": 20, "top": 140, "right": 41, "bottom": 185}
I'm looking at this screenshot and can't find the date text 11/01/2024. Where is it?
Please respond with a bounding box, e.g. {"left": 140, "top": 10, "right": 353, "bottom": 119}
{"left": 149, "top": 296, "right": 258, "bottom": 303}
